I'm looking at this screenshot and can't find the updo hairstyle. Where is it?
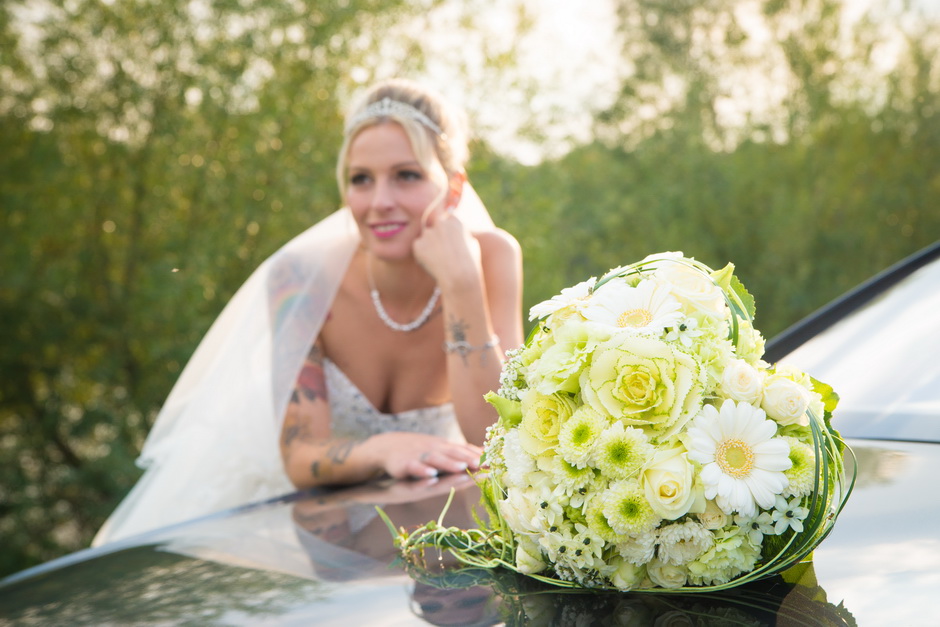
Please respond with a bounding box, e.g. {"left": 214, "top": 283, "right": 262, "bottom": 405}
{"left": 336, "top": 78, "right": 470, "bottom": 202}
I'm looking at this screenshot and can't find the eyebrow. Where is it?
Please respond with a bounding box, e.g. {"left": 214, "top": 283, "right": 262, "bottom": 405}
{"left": 348, "top": 160, "right": 423, "bottom": 171}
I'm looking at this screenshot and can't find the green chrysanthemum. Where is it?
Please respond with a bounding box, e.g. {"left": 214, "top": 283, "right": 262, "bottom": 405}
{"left": 602, "top": 480, "right": 660, "bottom": 536}
{"left": 782, "top": 436, "right": 816, "bottom": 497}
{"left": 594, "top": 422, "right": 653, "bottom": 480}
{"left": 549, "top": 457, "right": 597, "bottom": 494}
{"left": 558, "top": 406, "right": 608, "bottom": 468}
{"left": 584, "top": 495, "right": 621, "bottom": 544}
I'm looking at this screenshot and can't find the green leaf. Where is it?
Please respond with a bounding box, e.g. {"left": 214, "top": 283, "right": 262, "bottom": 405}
{"left": 484, "top": 391, "right": 523, "bottom": 427}
{"left": 811, "top": 377, "right": 840, "bottom": 415}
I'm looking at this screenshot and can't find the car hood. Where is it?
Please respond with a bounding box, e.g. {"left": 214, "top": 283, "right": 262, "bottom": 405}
{"left": 1, "top": 438, "right": 937, "bottom": 626}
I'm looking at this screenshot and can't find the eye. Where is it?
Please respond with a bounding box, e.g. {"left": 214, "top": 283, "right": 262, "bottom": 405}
{"left": 397, "top": 169, "right": 424, "bottom": 182}
{"left": 349, "top": 172, "right": 370, "bottom": 186}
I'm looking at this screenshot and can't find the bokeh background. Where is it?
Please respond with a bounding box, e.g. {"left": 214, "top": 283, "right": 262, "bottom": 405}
{"left": 2, "top": 0, "right": 938, "bottom": 578}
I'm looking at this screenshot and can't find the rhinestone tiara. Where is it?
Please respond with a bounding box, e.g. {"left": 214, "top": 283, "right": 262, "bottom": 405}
{"left": 347, "top": 97, "right": 443, "bottom": 136}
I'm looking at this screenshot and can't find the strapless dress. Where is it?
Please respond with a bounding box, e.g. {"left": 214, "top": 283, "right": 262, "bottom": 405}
{"left": 323, "top": 358, "right": 462, "bottom": 441}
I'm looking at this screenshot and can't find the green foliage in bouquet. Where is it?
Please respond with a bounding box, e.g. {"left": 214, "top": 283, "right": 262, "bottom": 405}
{"left": 388, "top": 253, "right": 855, "bottom": 592}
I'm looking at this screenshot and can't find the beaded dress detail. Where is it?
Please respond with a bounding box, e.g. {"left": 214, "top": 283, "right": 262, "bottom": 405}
{"left": 324, "top": 358, "right": 461, "bottom": 440}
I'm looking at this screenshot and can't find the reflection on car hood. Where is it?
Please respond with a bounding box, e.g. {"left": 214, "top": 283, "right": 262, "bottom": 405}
{"left": 2, "top": 439, "right": 938, "bottom": 626}
{"left": 778, "top": 255, "right": 940, "bottom": 443}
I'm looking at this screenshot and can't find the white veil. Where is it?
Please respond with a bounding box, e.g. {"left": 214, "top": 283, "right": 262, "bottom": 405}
{"left": 93, "top": 183, "right": 494, "bottom": 546}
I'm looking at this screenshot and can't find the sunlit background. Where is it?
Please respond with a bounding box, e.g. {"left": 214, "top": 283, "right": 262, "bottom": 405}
{"left": 2, "top": 0, "right": 939, "bottom": 578}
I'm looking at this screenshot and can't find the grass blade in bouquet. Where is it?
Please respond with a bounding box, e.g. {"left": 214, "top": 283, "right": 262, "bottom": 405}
{"left": 393, "top": 252, "right": 855, "bottom": 592}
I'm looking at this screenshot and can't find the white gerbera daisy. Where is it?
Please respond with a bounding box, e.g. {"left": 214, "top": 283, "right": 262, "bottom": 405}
{"left": 528, "top": 277, "right": 596, "bottom": 321}
{"left": 687, "top": 399, "right": 792, "bottom": 518}
{"left": 581, "top": 279, "right": 683, "bottom": 335}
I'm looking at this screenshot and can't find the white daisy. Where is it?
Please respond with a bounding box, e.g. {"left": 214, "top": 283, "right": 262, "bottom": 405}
{"left": 528, "top": 277, "right": 596, "bottom": 321}
{"left": 686, "top": 399, "right": 792, "bottom": 518}
{"left": 581, "top": 278, "right": 683, "bottom": 335}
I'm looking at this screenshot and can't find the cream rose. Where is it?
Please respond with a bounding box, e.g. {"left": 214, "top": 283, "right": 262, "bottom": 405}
{"left": 646, "top": 558, "right": 688, "bottom": 589}
{"left": 697, "top": 499, "right": 728, "bottom": 530}
{"left": 527, "top": 321, "right": 609, "bottom": 395}
{"left": 609, "top": 556, "right": 644, "bottom": 590}
{"left": 499, "top": 486, "right": 540, "bottom": 534}
{"left": 514, "top": 535, "right": 547, "bottom": 574}
{"left": 642, "top": 446, "right": 699, "bottom": 520}
{"left": 580, "top": 335, "right": 703, "bottom": 436}
{"left": 518, "top": 390, "right": 575, "bottom": 456}
{"left": 761, "top": 375, "right": 810, "bottom": 426}
{"left": 720, "top": 359, "right": 764, "bottom": 405}
{"left": 642, "top": 252, "right": 726, "bottom": 317}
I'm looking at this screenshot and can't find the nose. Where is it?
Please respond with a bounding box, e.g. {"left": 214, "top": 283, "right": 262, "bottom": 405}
{"left": 370, "top": 176, "right": 395, "bottom": 212}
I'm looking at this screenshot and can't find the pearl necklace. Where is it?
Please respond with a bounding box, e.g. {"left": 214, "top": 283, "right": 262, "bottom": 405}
{"left": 367, "top": 255, "right": 440, "bottom": 332}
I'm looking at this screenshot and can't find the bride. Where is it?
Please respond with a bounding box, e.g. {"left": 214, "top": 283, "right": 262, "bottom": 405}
{"left": 94, "top": 78, "right": 523, "bottom": 545}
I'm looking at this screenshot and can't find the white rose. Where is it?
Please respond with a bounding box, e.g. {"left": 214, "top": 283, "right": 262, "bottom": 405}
{"left": 697, "top": 499, "right": 728, "bottom": 530}
{"left": 609, "top": 556, "right": 644, "bottom": 590}
{"left": 641, "top": 446, "right": 699, "bottom": 520}
{"left": 499, "top": 486, "right": 540, "bottom": 535}
{"left": 514, "top": 535, "right": 547, "bottom": 574}
{"left": 720, "top": 359, "right": 764, "bottom": 405}
{"left": 761, "top": 375, "right": 810, "bottom": 426}
{"left": 646, "top": 558, "right": 688, "bottom": 589}
{"left": 644, "top": 254, "right": 725, "bottom": 318}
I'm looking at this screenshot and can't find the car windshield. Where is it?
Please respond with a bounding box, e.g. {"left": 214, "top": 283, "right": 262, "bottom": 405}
{"left": 778, "top": 255, "right": 940, "bottom": 443}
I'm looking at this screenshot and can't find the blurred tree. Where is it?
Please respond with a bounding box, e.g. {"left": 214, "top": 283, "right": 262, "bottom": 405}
{"left": 0, "top": 0, "right": 419, "bottom": 576}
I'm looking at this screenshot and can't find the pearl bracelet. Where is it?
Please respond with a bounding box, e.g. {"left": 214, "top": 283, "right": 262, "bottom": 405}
{"left": 443, "top": 335, "right": 500, "bottom": 362}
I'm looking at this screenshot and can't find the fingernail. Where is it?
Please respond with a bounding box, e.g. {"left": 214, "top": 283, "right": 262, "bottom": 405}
{"left": 424, "top": 468, "right": 439, "bottom": 477}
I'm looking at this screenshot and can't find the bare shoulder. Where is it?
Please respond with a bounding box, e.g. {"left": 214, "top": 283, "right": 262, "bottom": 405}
{"left": 476, "top": 228, "right": 522, "bottom": 263}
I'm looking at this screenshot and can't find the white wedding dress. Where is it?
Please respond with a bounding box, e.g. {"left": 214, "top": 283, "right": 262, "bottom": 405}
{"left": 93, "top": 185, "right": 492, "bottom": 546}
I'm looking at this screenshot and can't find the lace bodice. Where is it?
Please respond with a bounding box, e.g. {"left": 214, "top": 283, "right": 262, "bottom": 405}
{"left": 324, "top": 358, "right": 462, "bottom": 441}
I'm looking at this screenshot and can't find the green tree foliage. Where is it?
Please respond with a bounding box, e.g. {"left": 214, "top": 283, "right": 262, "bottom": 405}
{"left": 0, "top": 0, "right": 415, "bottom": 576}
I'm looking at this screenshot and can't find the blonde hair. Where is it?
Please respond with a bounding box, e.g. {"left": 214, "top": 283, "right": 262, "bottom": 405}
{"left": 336, "top": 79, "right": 470, "bottom": 202}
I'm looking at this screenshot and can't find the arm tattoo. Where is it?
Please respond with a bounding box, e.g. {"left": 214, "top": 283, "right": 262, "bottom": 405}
{"left": 291, "top": 343, "right": 328, "bottom": 404}
{"left": 326, "top": 439, "right": 358, "bottom": 465}
{"left": 282, "top": 422, "right": 301, "bottom": 448}
{"left": 447, "top": 314, "right": 472, "bottom": 366}
{"left": 448, "top": 314, "right": 470, "bottom": 344}
{"left": 310, "top": 439, "right": 362, "bottom": 478}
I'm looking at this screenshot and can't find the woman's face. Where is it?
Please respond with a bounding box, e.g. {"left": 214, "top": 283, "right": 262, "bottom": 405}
{"left": 345, "top": 122, "right": 446, "bottom": 260}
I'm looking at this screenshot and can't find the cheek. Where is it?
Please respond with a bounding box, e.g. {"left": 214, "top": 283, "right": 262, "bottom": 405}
{"left": 345, "top": 193, "right": 374, "bottom": 227}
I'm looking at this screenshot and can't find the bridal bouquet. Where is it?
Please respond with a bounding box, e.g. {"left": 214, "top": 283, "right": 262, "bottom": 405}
{"left": 388, "top": 252, "right": 853, "bottom": 592}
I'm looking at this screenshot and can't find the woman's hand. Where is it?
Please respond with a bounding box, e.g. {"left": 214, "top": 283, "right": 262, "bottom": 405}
{"left": 367, "top": 431, "right": 483, "bottom": 480}
{"left": 412, "top": 209, "right": 483, "bottom": 292}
